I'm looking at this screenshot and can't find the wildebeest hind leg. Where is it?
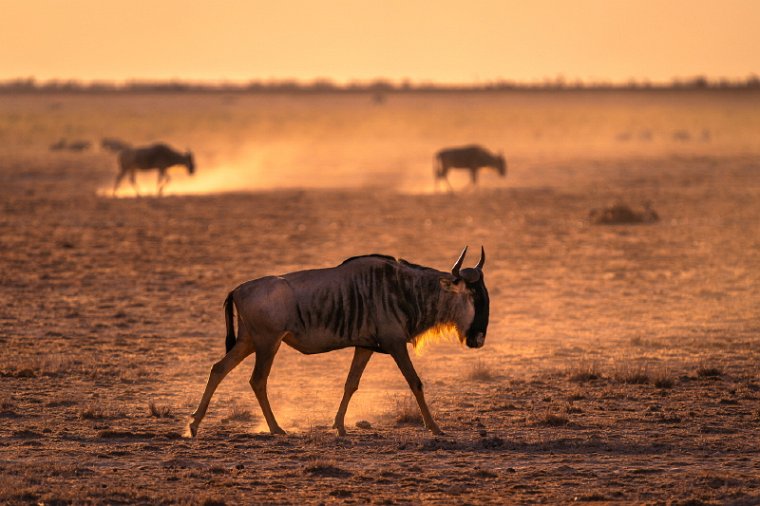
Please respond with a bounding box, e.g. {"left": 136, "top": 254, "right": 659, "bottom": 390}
{"left": 186, "top": 340, "right": 254, "bottom": 437}
{"left": 250, "top": 336, "right": 286, "bottom": 435}
{"left": 390, "top": 344, "right": 443, "bottom": 435}
{"left": 333, "top": 347, "right": 373, "bottom": 436}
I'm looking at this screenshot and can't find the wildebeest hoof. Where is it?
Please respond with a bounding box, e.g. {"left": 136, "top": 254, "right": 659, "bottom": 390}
{"left": 270, "top": 427, "right": 287, "bottom": 435}
{"left": 184, "top": 422, "right": 198, "bottom": 439}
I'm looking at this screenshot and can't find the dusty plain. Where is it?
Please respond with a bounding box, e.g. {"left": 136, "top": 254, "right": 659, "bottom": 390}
{"left": 1, "top": 91, "right": 759, "bottom": 504}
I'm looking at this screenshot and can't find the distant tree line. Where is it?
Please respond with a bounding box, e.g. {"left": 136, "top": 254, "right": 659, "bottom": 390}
{"left": 1, "top": 75, "right": 758, "bottom": 94}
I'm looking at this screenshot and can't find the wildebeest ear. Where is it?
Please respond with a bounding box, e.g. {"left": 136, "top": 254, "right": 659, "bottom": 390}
{"left": 439, "top": 277, "right": 463, "bottom": 292}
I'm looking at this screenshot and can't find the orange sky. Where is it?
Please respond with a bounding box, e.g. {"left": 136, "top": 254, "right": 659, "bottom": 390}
{"left": 0, "top": 0, "right": 757, "bottom": 84}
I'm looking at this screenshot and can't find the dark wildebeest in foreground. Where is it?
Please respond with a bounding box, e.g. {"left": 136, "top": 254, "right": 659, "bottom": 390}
{"left": 187, "top": 247, "right": 490, "bottom": 437}
{"left": 101, "top": 137, "right": 131, "bottom": 153}
{"left": 113, "top": 143, "right": 194, "bottom": 196}
{"left": 434, "top": 144, "right": 507, "bottom": 191}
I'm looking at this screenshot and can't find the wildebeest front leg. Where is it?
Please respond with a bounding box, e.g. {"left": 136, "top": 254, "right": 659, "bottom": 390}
{"left": 469, "top": 167, "right": 479, "bottom": 187}
{"left": 444, "top": 176, "right": 455, "bottom": 193}
{"left": 390, "top": 344, "right": 443, "bottom": 435}
{"left": 250, "top": 341, "right": 286, "bottom": 435}
{"left": 112, "top": 170, "right": 127, "bottom": 196}
{"left": 333, "top": 347, "right": 373, "bottom": 436}
{"left": 157, "top": 169, "right": 170, "bottom": 196}
{"left": 186, "top": 341, "right": 254, "bottom": 437}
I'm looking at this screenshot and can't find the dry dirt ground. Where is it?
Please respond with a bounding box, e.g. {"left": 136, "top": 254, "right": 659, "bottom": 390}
{"left": 1, "top": 150, "right": 760, "bottom": 505}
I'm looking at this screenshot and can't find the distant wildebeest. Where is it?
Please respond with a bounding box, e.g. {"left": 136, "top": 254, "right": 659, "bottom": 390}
{"left": 434, "top": 144, "right": 507, "bottom": 191}
{"left": 49, "top": 138, "right": 67, "bottom": 151}
{"left": 187, "top": 246, "right": 490, "bottom": 438}
{"left": 49, "top": 138, "right": 91, "bottom": 152}
{"left": 101, "top": 137, "right": 131, "bottom": 153}
{"left": 113, "top": 143, "right": 195, "bottom": 196}
{"left": 66, "top": 140, "right": 91, "bottom": 152}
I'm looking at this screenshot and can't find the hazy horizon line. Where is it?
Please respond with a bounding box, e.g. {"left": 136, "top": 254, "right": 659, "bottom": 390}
{"left": 2, "top": 74, "right": 759, "bottom": 93}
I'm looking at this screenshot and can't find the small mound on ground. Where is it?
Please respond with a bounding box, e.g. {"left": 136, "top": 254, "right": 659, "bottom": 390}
{"left": 589, "top": 202, "right": 659, "bottom": 225}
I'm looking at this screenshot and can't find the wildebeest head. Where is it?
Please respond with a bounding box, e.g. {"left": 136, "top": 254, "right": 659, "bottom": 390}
{"left": 496, "top": 153, "right": 507, "bottom": 177}
{"left": 185, "top": 151, "right": 196, "bottom": 175}
{"left": 441, "top": 246, "right": 490, "bottom": 348}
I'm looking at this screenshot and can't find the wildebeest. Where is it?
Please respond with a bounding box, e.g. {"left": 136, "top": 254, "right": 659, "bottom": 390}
{"left": 434, "top": 144, "right": 507, "bottom": 191}
{"left": 49, "top": 138, "right": 91, "bottom": 152}
{"left": 113, "top": 143, "right": 195, "bottom": 196}
{"left": 66, "top": 140, "right": 92, "bottom": 152}
{"left": 187, "top": 246, "right": 490, "bottom": 438}
{"left": 49, "top": 138, "right": 67, "bottom": 151}
{"left": 101, "top": 137, "right": 131, "bottom": 153}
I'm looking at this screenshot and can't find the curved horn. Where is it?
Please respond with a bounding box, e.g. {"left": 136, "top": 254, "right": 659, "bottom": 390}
{"left": 475, "top": 246, "right": 485, "bottom": 270}
{"left": 451, "top": 246, "right": 468, "bottom": 278}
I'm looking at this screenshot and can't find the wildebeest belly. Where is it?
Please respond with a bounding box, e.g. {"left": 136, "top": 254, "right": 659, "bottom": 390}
{"left": 282, "top": 328, "right": 380, "bottom": 354}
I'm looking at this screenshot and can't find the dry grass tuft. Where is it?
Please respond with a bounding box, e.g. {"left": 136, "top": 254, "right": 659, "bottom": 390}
{"left": 568, "top": 361, "right": 603, "bottom": 383}
{"left": 467, "top": 359, "right": 497, "bottom": 382}
{"left": 696, "top": 365, "right": 723, "bottom": 378}
{"left": 541, "top": 413, "right": 571, "bottom": 427}
{"left": 80, "top": 404, "right": 123, "bottom": 420}
{"left": 0, "top": 396, "right": 15, "bottom": 411}
{"left": 391, "top": 395, "right": 424, "bottom": 426}
{"left": 0, "top": 355, "right": 75, "bottom": 378}
{"left": 221, "top": 403, "right": 254, "bottom": 423}
{"left": 613, "top": 363, "right": 651, "bottom": 385}
{"left": 148, "top": 399, "right": 174, "bottom": 419}
{"left": 200, "top": 497, "right": 226, "bottom": 506}
{"left": 653, "top": 368, "right": 675, "bottom": 389}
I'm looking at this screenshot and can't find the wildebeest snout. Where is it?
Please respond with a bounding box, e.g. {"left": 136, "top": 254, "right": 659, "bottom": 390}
{"left": 467, "top": 332, "right": 486, "bottom": 349}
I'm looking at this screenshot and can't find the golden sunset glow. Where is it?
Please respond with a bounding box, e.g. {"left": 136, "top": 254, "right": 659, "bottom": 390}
{"left": 3, "top": 1, "right": 760, "bottom": 502}
{"left": 1, "top": 0, "right": 757, "bottom": 84}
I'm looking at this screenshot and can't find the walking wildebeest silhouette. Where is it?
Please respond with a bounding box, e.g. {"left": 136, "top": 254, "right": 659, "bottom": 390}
{"left": 187, "top": 246, "right": 490, "bottom": 437}
{"left": 434, "top": 145, "right": 507, "bottom": 191}
{"left": 113, "top": 143, "right": 195, "bottom": 196}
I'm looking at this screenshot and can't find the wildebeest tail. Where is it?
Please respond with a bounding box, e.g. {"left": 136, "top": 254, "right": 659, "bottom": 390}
{"left": 224, "top": 291, "right": 236, "bottom": 353}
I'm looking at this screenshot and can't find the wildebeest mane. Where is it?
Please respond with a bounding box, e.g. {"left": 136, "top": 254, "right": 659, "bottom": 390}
{"left": 340, "top": 254, "right": 441, "bottom": 274}
{"left": 340, "top": 253, "right": 397, "bottom": 266}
